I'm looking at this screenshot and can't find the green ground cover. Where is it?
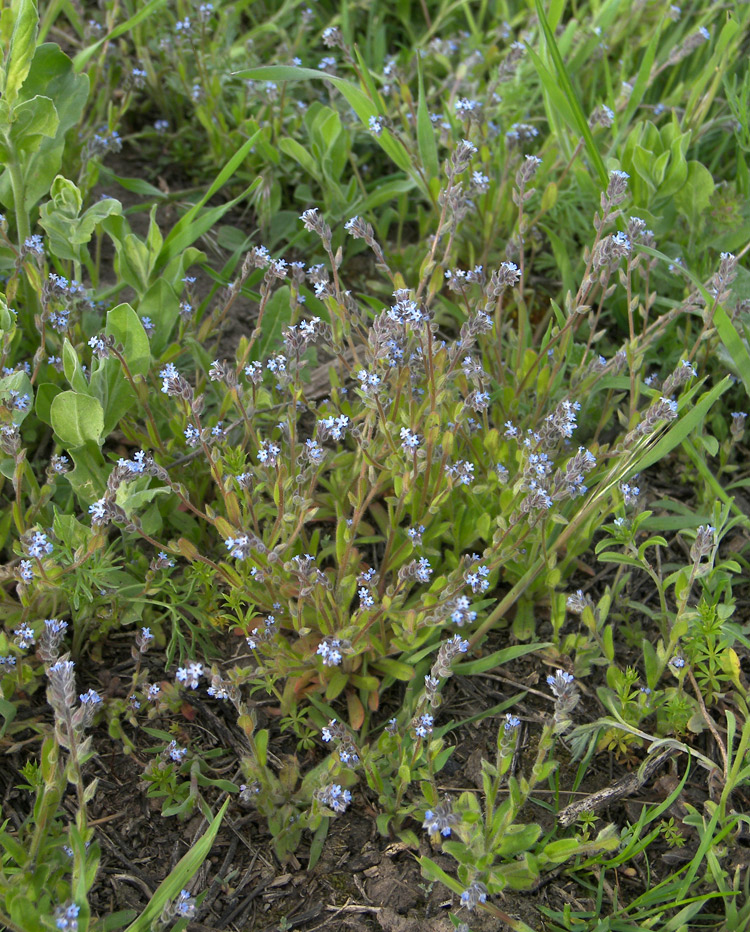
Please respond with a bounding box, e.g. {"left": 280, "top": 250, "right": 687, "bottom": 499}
{"left": 1, "top": 0, "right": 750, "bottom": 929}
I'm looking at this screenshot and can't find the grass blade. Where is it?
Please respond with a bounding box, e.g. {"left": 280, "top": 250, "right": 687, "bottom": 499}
{"left": 713, "top": 303, "right": 750, "bottom": 398}
{"left": 533, "top": 0, "right": 609, "bottom": 187}
{"left": 73, "top": 0, "right": 168, "bottom": 71}
{"left": 628, "top": 376, "right": 731, "bottom": 475}
{"left": 155, "top": 132, "right": 262, "bottom": 273}
{"left": 123, "top": 798, "right": 229, "bottom": 932}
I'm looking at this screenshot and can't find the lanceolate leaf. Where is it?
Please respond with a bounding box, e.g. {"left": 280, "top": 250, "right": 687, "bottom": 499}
{"left": 123, "top": 800, "right": 229, "bottom": 932}
{"left": 234, "top": 66, "right": 421, "bottom": 188}
{"left": 533, "top": 0, "right": 609, "bottom": 187}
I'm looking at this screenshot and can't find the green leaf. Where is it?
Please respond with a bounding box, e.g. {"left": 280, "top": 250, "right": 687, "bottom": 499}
{"left": 714, "top": 303, "right": 750, "bottom": 398}
{"left": 0, "top": 44, "right": 89, "bottom": 212}
{"left": 674, "top": 160, "right": 714, "bottom": 221}
{"left": 0, "top": 370, "right": 33, "bottom": 424}
{"left": 0, "top": 696, "right": 17, "bottom": 738}
{"left": 325, "top": 669, "right": 348, "bottom": 700}
{"left": 66, "top": 440, "right": 107, "bottom": 503}
{"left": 98, "top": 911, "right": 137, "bottom": 932}
{"left": 353, "top": 176, "right": 415, "bottom": 215}
{"left": 257, "top": 285, "right": 292, "bottom": 361}
{"left": 8, "top": 94, "right": 59, "bottom": 153}
{"left": 62, "top": 338, "right": 89, "bottom": 394}
{"left": 532, "top": 0, "right": 608, "bottom": 187}
{"left": 278, "top": 137, "right": 322, "bottom": 181}
{"left": 98, "top": 164, "right": 165, "bottom": 198}
{"left": 629, "top": 376, "right": 731, "bottom": 475}
{"left": 89, "top": 357, "right": 136, "bottom": 436}
{"left": 235, "top": 66, "right": 419, "bottom": 186}
{"left": 162, "top": 245, "right": 205, "bottom": 291}
{"left": 371, "top": 657, "right": 415, "bottom": 681}
{"left": 73, "top": 0, "right": 169, "bottom": 71}
{"left": 53, "top": 507, "right": 93, "bottom": 550}
{"left": 39, "top": 176, "right": 122, "bottom": 262}
{"left": 454, "top": 641, "right": 549, "bottom": 675}
{"left": 620, "top": 21, "right": 663, "bottom": 130}
{"left": 0, "top": 829, "right": 27, "bottom": 865}
{"left": 122, "top": 233, "right": 151, "bottom": 293}
{"left": 4, "top": 0, "right": 38, "bottom": 104}
{"left": 418, "top": 856, "right": 463, "bottom": 894}
{"left": 307, "top": 818, "right": 329, "bottom": 871}
{"left": 496, "top": 822, "right": 541, "bottom": 857}
{"left": 136, "top": 278, "right": 181, "bottom": 355}
{"left": 106, "top": 303, "right": 151, "bottom": 377}
{"left": 255, "top": 729, "right": 269, "bottom": 767}
{"left": 155, "top": 132, "right": 263, "bottom": 274}
{"left": 34, "top": 381, "right": 61, "bottom": 426}
{"left": 50, "top": 391, "right": 104, "bottom": 447}
{"left": 123, "top": 799, "right": 229, "bottom": 932}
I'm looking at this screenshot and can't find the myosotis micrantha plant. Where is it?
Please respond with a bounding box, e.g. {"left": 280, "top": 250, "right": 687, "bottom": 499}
{"left": 1, "top": 0, "right": 750, "bottom": 930}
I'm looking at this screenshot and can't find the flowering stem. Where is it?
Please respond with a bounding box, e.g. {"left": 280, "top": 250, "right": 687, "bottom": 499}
{"left": 112, "top": 348, "right": 167, "bottom": 456}
{"left": 135, "top": 526, "right": 235, "bottom": 586}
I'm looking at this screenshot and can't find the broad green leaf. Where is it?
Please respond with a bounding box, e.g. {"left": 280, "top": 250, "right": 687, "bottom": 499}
{"left": 34, "top": 382, "right": 62, "bottom": 426}
{"left": 122, "top": 233, "right": 152, "bottom": 293}
{"left": 62, "top": 338, "right": 90, "bottom": 395}
{"left": 116, "top": 481, "right": 170, "bottom": 516}
{"left": 53, "top": 507, "right": 93, "bottom": 550}
{"left": 0, "top": 695, "right": 16, "bottom": 737}
{"left": 497, "top": 822, "right": 542, "bottom": 857}
{"left": 162, "top": 245, "right": 205, "bottom": 291}
{"left": 8, "top": 94, "right": 58, "bottom": 153}
{"left": 0, "top": 44, "right": 88, "bottom": 212}
{"left": 50, "top": 391, "right": 104, "bottom": 446}
{"left": 66, "top": 440, "right": 107, "bottom": 503}
{"left": 89, "top": 357, "right": 136, "bottom": 436}
{"left": 4, "top": 0, "right": 38, "bottom": 104}
{"left": 325, "top": 669, "right": 348, "bottom": 700}
{"left": 106, "top": 303, "right": 151, "bottom": 377}
{"left": 0, "top": 293, "right": 15, "bottom": 331}
{"left": 39, "top": 176, "right": 122, "bottom": 261}
{"left": 136, "top": 277, "right": 181, "bottom": 355}
{"left": 674, "top": 160, "right": 714, "bottom": 221}
{"left": 311, "top": 104, "right": 342, "bottom": 153}
{"left": 0, "top": 370, "right": 33, "bottom": 425}
{"left": 371, "top": 657, "right": 414, "bottom": 681}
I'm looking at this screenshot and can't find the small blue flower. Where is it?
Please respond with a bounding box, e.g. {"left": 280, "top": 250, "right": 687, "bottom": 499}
{"left": 18, "top": 560, "right": 34, "bottom": 583}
